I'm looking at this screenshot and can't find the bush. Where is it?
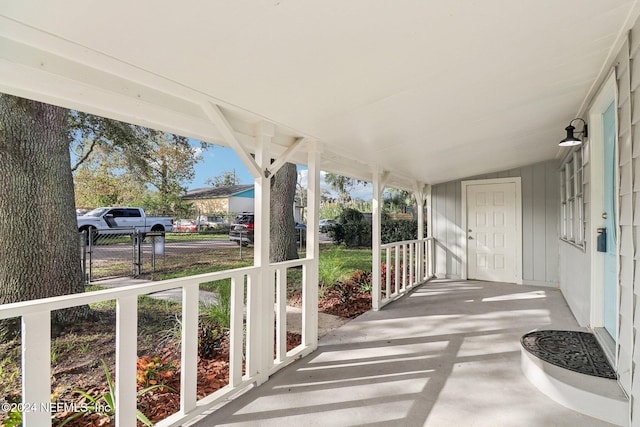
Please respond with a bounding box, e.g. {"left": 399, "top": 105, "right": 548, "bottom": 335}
{"left": 381, "top": 219, "right": 418, "bottom": 244}
{"left": 329, "top": 208, "right": 372, "bottom": 248}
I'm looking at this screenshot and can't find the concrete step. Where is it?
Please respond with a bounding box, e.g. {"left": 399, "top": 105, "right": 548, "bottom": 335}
{"left": 521, "top": 347, "right": 628, "bottom": 426}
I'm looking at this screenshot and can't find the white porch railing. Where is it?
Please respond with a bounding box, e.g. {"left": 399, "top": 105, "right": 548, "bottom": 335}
{"left": 378, "top": 237, "right": 435, "bottom": 308}
{"left": 0, "top": 259, "right": 316, "bottom": 427}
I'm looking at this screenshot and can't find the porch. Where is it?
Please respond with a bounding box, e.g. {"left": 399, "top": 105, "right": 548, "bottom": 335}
{"left": 3, "top": 2, "right": 640, "bottom": 426}
{"left": 192, "top": 279, "right": 611, "bottom": 427}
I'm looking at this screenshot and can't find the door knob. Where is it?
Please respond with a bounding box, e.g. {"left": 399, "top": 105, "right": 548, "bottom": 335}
{"left": 468, "top": 236, "right": 473, "bottom": 240}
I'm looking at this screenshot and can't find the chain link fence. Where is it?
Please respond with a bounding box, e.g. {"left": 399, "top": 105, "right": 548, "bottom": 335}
{"left": 81, "top": 227, "right": 249, "bottom": 283}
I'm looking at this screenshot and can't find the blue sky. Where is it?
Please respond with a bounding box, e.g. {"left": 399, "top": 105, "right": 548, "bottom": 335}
{"left": 190, "top": 141, "right": 373, "bottom": 200}
{"left": 190, "top": 143, "right": 254, "bottom": 190}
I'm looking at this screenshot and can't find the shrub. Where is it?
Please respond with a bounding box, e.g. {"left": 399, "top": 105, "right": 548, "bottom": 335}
{"left": 202, "top": 280, "right": 231, "bottom": 330}
{"left": 329, "top": 208, "right": 372, "bottom": 248}
{"left": 381, "top": 219, "right": 418, "bottom": 244}
{"left": 198, "top": 322, "right": 225, "bottom": 359}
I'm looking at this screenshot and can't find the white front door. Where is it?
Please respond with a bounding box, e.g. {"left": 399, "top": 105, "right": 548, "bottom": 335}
{"left": 465, "top": 179, "right": 521, "bottom": 283}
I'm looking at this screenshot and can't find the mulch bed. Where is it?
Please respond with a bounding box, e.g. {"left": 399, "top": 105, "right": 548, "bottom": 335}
{"left": 22, "top": 291, "right": 368, "bottom": 426}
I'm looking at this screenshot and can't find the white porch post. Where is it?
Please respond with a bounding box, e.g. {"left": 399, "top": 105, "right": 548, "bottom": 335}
{"left": 372, "top": 167, "right": 386, "bottom": 311}
{"left": 304, "top": 141, "right": 321, "bottom": 348}
{"left": 414, "top": 183, "right": 426, "bottom": 281}
{"left": 249, "top": 122, "right": 273, "bottom": 385}
{"left": 426, "top": 184, "right": 434, "bottom": 277}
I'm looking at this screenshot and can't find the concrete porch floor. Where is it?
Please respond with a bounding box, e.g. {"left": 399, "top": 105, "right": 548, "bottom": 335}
{"left": 191, "top": 280, "right": 617, "bottom": 427}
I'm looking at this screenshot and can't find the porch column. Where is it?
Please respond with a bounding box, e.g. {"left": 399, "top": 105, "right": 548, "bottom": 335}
{"left": 426, "top": 184, "right": 434, "bottom": 278}
{"left": 304, "top": 140, "right": 321, "bottom": 348}
{"left": 249, "top": 121, "right": 274, "bottom": 385}
{"left": 371, "top": 167, "right": 387, "bottom": 311}
{"left": 414, "top": 183, "right": 426, "bottom": 281}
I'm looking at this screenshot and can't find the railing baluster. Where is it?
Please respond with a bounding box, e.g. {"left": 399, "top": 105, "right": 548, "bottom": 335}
{"left": 21, "top": 311, "right": 51, "bottom": 427}
{"left": 377, "top": 238, "right": 439, "bottom": 308}
{"left": 402, "top": 244, "right": 407, "bottom": 290}
{"left": 276, "top": 267, "right": 287, "bottom": 362}
{"left": 409, "top": 243, "right": 414, "bottom": 286}
{"left": 394, "top": 245, "right": 400, "bottom": 295}
{"left": 230, "top": 274, "right": 244, "bottom": 386}
{"left": 181, "top": 284, "right": 199, "bottom": 414}
{"left": 385, "top": 247, "right": 391, "bottom": 300}
{"left": 115, "top": 296, "right": 137, "bottom": 427}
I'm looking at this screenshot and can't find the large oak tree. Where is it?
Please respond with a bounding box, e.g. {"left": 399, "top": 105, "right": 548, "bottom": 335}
{"left": 0, "top": 95, "right": 91, "bottom": 337}
{"left": 270, "top": 162, "right": 299, "bottom": 262}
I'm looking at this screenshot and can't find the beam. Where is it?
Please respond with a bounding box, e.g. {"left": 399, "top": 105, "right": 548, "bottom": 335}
{"left": 202, "top": 102, "right": 262, "bottom": 179}
{"left": 266, "top": 138, "right": 305, "bottom": 177}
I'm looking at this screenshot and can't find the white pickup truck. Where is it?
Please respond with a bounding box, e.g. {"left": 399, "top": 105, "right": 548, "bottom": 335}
{"left": 77, "top": 207, "right": 174, "bottom": 238}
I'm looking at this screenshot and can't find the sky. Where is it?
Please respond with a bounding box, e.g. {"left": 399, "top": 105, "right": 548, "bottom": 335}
{"left": 190, "top": 141, "right": 373, "bottom": 200}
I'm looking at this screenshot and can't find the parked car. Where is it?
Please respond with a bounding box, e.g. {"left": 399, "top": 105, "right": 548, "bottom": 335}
{"left": 229, "top": 213, "right": 255, "bottom": 246}
{"left": 77, "top": 207, "right": 173, "bottom": 241}
{"left": 319, "top": 219, "right": 338, "bottom": 233}
{"left": 195, "top": 215, "right": 228, "bottom": 230}
{"left": 229, "top": 214, "right": 304, "bottom": 246}
{"left": 174, "top": 219, "right": 198, "bottom": 233}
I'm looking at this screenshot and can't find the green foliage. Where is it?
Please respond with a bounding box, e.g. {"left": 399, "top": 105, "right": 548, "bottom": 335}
{"left": 2, "top": 392, "right": 22, "bottom": 427}
{"left": 323, "top": 173, "right": 368, "bottom": 204}
{"left": 62, "top": 360, "right": 172, "bottom": 426}
{"left": 318, "top": 249, "right": 350, "bottom": 289}
{"left": 198, "top": 323, "right": 224, "bottom": 359}
{"left": 199, "top": 279, "right": 231, "bottom": 359}
{"left": 2, "top": 409, "right": 21, "bottom": 427}
{"left": 381, "top": 219, "right": 419, "bottom": 244}
{"left": 71, "top": 110, "right": 203, "bottom": 216}
{"left": 382, "top": 188, "right": 414, "bottom": 214}
{"left": 329, "top": 208, "right": 372, "bottom": 248}
{"left": 205, "top": 169, "right": 242, "bottom": 187}
{"left": 201, "top": 280, "right": 232, "bottom": 330}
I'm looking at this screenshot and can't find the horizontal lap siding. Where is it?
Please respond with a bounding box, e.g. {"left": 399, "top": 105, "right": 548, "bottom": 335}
{"left": 432, "top": 182, "right": 463, "bottom": 279}
{"left": 625, "top": 22, "right": 638, "bottom": 421}
{"left": 431, "top": 160, "right": 559, "bottom": 285}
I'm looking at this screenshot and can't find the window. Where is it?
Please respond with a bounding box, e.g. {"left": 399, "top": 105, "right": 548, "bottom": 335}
{"left": 560, "top": 147, "right": 585, "bottom": 248}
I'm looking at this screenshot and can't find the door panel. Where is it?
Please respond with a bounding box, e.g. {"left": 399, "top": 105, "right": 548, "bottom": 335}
{"left": 467, "top": 182, "right": 517, "bottom": 282}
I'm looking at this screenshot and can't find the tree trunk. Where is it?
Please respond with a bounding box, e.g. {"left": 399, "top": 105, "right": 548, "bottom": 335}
{"left": 270, "top": 162, "right": 299, "bottom": 262}
{"left": 0, "top": 95, "right": 91, "bottom": 338}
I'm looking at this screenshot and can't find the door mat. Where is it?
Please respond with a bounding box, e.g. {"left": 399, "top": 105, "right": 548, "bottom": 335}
{"left": 521, "top": 330, "right": 616, "bottom": 379}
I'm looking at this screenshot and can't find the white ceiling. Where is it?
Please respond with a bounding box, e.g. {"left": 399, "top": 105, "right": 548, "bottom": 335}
{"left": 1, "top": 1, "right": 639, "bottom": 188}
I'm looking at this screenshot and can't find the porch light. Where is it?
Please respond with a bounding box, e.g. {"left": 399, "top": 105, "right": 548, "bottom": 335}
{"left": 559, "top": 118, "right": 588, "bottom": 146}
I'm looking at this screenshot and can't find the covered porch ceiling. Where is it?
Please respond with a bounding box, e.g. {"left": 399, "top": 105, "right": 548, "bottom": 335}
{"left": 1, "top": 1, "right": 639, "bottom": 189}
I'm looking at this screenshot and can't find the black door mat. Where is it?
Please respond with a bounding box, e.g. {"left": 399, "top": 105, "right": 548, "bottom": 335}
{"left": 521, "top": 330, "right": 616, "bottom": 379}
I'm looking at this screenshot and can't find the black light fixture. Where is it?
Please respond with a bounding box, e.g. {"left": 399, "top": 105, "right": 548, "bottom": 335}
{"left": 559, "top": 118, "right": 588, "bottom": 147}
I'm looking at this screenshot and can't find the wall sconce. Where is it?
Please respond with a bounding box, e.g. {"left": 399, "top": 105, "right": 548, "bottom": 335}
{"left": 559, "top": 118, "right": 588, "bottom": 147}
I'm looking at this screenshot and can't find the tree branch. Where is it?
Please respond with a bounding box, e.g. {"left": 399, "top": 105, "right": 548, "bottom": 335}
{"left": 71, "top": 137, "right": 99, "bottom": 172}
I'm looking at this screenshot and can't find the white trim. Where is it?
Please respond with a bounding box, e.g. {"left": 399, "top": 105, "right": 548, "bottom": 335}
{"left": 588, "top": 71, "right": 619, "bottom": 360}
{"left": 461, "top": 177, "right": 523, "bottom": 284}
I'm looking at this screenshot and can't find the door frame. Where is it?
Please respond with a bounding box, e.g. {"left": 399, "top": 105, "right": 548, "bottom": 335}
{"left": 461, "top": 177, "right": 523, "bottom": 284}
{"left": 588, "top": 71, "right": 619, "bottom": 359}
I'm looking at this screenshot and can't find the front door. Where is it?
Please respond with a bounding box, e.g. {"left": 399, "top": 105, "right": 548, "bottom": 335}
{"left": 466, "top": 180, "right": 519, "bottom": 283}
{"left": 603, "top": 101, "right": 618, "bottom": 339}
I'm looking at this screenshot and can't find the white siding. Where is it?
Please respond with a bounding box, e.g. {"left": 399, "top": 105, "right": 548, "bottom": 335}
{"left": 618, "top": 37, "right": 634, "bottom": 397}
{"left": 628, "top": 18, "right": 640, "bottom": 423}
{"left": 432, "top": 160, "right": 559, "bottom": 286}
